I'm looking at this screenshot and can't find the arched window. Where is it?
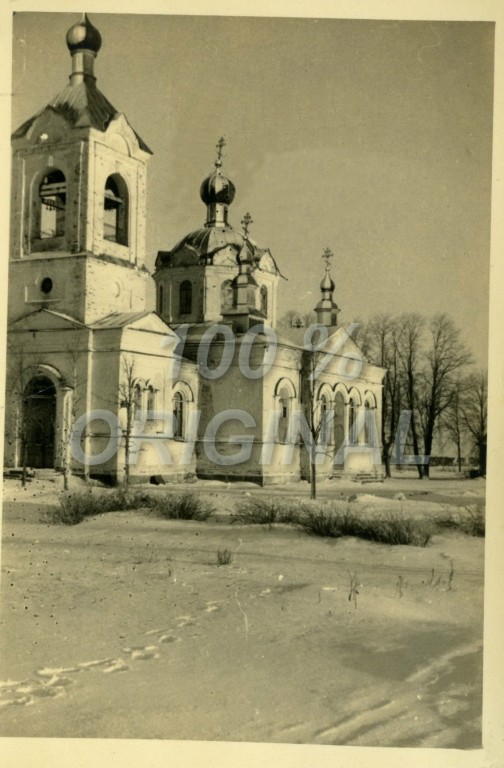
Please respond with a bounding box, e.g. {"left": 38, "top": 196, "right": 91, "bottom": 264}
{"left": 278, "top": 386, "right": 291, "bottom": 444}
{"left": 104, "top": 174, "right": 129, "bottom": 245}
{"left": 157, "top": 285, "right": 164, "bottom": 315}
{"left": 333, "top": 391, "right": 345, "bottom": 467}
{"left": 349, "top": 397, "right": 357, "bottom": 444}
{"left": 173, "top": 392, "right": 185, "bottom": 439}
{"left": 319, "top": 394, "right": 330, "bottom": 445}
{"left": 133, "top": 383, "right": 143, "bottom": 416}
{"left": 221, "top": 279, "right": 234, "bottom": 312}
{"left": 147, "top": 385, "right": 156, "bottom": 413}
{"left": 363, "top": 400, "right": 375, "bottom": 445}
{"left": 260, "top": 285, "right": 268, "bottom": 316}
{"left": 179, "top": 281, "right": 192, "bottom": 315}
{"left": 39, "top": 170, "right": 66, "bottom": 239}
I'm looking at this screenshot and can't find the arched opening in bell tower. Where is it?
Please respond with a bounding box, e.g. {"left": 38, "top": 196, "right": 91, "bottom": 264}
{"left": 104, "top": 174, "right": 129, "bottom": 245}
{"left": 38, "top": 169, "right": 66, "bottom": 240}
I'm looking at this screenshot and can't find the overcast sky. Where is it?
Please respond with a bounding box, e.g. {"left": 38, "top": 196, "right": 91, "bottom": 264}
{"left": 10, "top": 12, "right": 494, "bottom": 365}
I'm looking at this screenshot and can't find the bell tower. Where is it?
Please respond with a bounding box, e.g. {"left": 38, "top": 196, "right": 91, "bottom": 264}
{"left": 9, "top": 13, "right": 152, "bottom": 325}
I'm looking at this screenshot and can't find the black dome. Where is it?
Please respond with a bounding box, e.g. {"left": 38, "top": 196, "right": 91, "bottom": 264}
{"left": 200, "top": 168, "right": 236, "bottom": 206}
{"left": 66, "top": 13, "right": 102, "bottom": 55}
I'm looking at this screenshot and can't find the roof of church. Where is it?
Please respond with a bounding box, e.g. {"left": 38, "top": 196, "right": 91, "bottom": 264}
{"left": 89, "top": 311, "right": 155, "bottom": 329}
{"left": 8, "top": 308, "right": 86, "bottom": 330}
{"left": 156, "top": 225, "right": 243, "bottom": 267}
{"left": 12, "top": 88, "right": 151, "bottom": 154}
{"left": 155, "top": 227, "right": 278, "bottom": 272}
{"left": 12, "top": 86, "right": 151, "bottom": 154}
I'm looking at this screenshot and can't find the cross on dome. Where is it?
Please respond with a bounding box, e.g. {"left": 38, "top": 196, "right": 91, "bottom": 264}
{"left": 215, "top": 136, "right": 226, "bottom": 168}
{"left": 241, "top": 212, "right": 253, "bottom": 236}
{"left": 322, "top": 247, "right": 333, "bottom": 270}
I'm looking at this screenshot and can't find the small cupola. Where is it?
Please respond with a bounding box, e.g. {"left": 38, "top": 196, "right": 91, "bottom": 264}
{"left": 66, "top": 13, "right": 102, "bottom": 85}
{"left": 314, "top": 247, "right": 340, "bottom": 328}
{"left": 221, "top": 238, "right": 266, "bottom": 333}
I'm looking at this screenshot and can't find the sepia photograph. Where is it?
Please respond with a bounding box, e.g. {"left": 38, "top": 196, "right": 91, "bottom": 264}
{"left": 0, "top": 3, "right": 502, "bottom": 766}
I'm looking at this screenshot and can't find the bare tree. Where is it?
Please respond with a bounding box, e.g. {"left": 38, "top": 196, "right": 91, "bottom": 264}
{"left": 60, "top": 346, "right": 86, "bottom": 490}
{"left": 348, "top": 317, "right": 370, "bottom": 356}
{"left": 277, "top": 310, "right": 300, "bottom": 331}
{"left": 396, "top": 313, "right": 426, "bottom": 478}
{"left": 361, "top": 314, "right": 403, "bottom": 478}
{"left": 441, "top": 378, "right": 470, "bottom": 472}
{"left": 301, "top": 311, "right": 317, "bottom": 328}
{"left": 299, "top": 342, "right": 335, "bottom": 500}
{"left": 301, "top": 349, "right": 319, "bottom": 500}
{"left": 418, "top": 314, "right": 472, "bottom": 478}
{"left": 118, "top": 357, "right": 140, "bottom": 487}
{"left": 277, "top": 310, "right": 317, "bottom": 343}
{"left": 460, "top": 370, "right": 487, "bottom": 476}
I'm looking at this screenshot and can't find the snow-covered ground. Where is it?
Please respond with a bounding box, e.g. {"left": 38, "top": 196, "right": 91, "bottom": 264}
{"left": 0, "top": 474, "right": 484, "bottom": 746}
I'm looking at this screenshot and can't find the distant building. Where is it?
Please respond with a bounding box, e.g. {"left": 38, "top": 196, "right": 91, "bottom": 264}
{"left": 4, "top": 14, "right": 386, "bottom": 485}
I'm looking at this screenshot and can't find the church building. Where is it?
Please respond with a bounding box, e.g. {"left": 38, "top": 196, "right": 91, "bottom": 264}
{"left": 4, "top": 14, "right": 386, "bottom": 485}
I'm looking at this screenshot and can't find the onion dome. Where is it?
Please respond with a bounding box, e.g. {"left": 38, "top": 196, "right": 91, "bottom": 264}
{"left": 320, "top": 268, "right": 335, "bottom": 293}
{"left": 66, "top": 13, "right": 102, "bottom": 55}
{"left": 200, "top": 167, "right": 236, "bottom": 207}
{"left": 199, "top": 138, "right": 237, "bottom": 226}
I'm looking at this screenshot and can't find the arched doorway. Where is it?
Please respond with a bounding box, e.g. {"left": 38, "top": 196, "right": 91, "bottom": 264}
{"left": 23, "top": 376, "right": 56, "bottom": 468}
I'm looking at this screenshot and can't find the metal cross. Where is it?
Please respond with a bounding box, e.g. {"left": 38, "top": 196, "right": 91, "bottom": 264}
{"left": 241, "top": 212, "right": 253, "bottom": 236}
{"left": 322, "top": 247, "right": 333, "bottom": 268}
{"left": 215, "top": 136, "right": 226, "bottom": 164}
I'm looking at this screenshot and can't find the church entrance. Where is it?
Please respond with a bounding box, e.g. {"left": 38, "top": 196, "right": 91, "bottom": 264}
{"left": 23, "top": 376, "right": 56, "bottom": 468}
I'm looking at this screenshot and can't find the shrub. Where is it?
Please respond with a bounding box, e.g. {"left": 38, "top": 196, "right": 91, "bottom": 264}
{"left": 233, "top": 497, "right": 304, "bottom": 526}
{"left": 462, "top": 505, "right": 485, "bottom": 537}
{"left": 106, "top": 487, "right": 153, "bottom": 510}
{"left": 357, "top": 513, "right": 433, "bottom": 547}
{"left": 47, "top": 488, "right": 212, "bottom": 525}
{"left": 216, "top": 548, "right": 233, "bottom": 566}
{"left": 435, "top": 504, "right": 485, "bottom": 537}
{"left": 234, "top": 497, "right": 282, "bottom": 526}
{"left": 297, "top": 506, "right": 358, "bottom": 537}
{"left": 47, "top": 489, "right": 110, "bottom": 525}
{"left": 298, "top": 506, "right": 433, "bottom": 547}
{"left": 150, "top": 492, "right": 214, "bottom": 521}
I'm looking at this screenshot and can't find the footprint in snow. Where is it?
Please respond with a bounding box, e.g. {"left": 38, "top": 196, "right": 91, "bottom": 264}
{"left": 102, "top": 660, "right": 129, "bottom": 674}
{"left": 0, "top": 675, "right": 74, "bottom": 709}
{"left": 123, "top": 646, "right": 159, "bottom": 661}
{"left": 36, "top": 666, "right": 79, "bottom": 677}
{"left": 78, "top": 658, "right": 114, "bottom": 669}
